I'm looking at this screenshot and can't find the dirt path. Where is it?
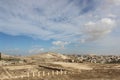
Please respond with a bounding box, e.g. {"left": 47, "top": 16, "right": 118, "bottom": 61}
{"left": 52, "top": 62, "right": 93, "bottom": 70}
{"left": 4, "top": 65, "right": 37, "bottom": 70}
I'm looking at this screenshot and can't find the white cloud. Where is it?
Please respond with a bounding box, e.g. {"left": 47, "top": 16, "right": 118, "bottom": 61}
{"left": 107, "top": 0, "right": 120, "bottom": 5}
{"left": 101, "top": 18, "right": 115, "bottom": 25}
{"left": 83, "top": 18, "right": 116, "bottom": 42}
{"left": 52, "top": 41, "right": 70, "bottom": 49}
{"left": 108, "top": 14, "right": 116, "bottom": 18}
{"left": 0, "top": 0, "right": 120, "bottom": 55}
{"left": 0, "top": 0, "right": 119, "bottom": 43}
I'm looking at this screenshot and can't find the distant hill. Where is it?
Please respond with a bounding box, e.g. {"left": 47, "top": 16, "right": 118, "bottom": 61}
{"left": 0, "top": 53, "right": 23, "bottom": 61}
{"left": 1, "top": 53, "right": 13, "bottom": 58}
{"left": 28, "top": 52, "right": 69, "bottom": 60}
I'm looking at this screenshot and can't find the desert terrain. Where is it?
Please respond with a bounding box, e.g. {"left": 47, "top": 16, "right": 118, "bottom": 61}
{"left": 0, "top": 52, "right": 120, "bottom": 80}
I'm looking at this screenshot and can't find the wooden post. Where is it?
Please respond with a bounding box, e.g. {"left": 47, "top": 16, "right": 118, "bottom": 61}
{"left": 60, "top": 70, "right": 63, "bottom": 75}
{"left": 42, "top": 71, "right": 45, "bottom": 76}
{"left": 52, "top": 71, "right": 54, "bottom": 76}
{"left": 27, "top": 72, "right": 30, "bottom": 77}
{"left": 64, "top": 71, "right": 67, "bottom": 74}
{"left": 38, "top": 71, "right": 40, "bottom": 77}
{"left": 56, "top": 71, "right": 59, "bottom": 75}
{"left": 32, "top": 72, "right": 35, "bottom": 77}
{"left": 47, "top": 72, "right": 50, "bottom": 76}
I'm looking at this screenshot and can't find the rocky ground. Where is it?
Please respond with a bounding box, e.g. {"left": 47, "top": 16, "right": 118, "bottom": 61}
{"left": 1, "top": 52, "right": 120, "bottom": 80}
{"left": 1, "top": 63, "right": 120, "bottom": 80}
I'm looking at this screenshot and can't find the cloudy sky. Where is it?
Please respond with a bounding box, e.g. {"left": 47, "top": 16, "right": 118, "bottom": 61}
{"left": 0, "top": 0, "right": 120, "bottom": 55}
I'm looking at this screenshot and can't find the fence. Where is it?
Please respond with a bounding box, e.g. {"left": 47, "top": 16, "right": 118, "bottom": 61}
{"left": 0, "top": 70, "right": 74, "bottom": 80}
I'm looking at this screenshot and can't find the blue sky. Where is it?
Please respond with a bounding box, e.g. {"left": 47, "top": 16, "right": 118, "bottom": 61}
{"left": 0, "top": 0, "right": 120, "bottom": 55}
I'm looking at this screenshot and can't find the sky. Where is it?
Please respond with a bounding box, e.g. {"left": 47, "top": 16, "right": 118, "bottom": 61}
{"left": 0, "top": 0, "right": 120, "bottom": 55}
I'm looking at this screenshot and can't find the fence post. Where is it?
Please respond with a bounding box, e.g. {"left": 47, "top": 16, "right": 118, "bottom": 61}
{"left": 42, "top": 71, "right": 45, "bottom": 76}
{"left": 64, "top": 71, "right": 67, "bottom": 74}
{"left": 47, "top": 72, "right": 50, "bottom": 76}
{"left": 56, "top": 71, "right": 59, "bottom": 75}
{"left": 60, "top": 70, "right": 63, "bottom": 75}
{"left": 38, "top": 71, "right": 40, "bottom": 77}
{"left": 52, "top": 71, "right": 54, "bottom": 76}
{"left": 32, "top": 72, "right": 35, "bottom": 77}
{"left": 27, "top": 72, "right": 30, "bottom": 77}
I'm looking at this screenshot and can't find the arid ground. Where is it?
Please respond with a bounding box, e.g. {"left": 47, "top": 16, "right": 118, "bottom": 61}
{"left": 1, "top": 52, "right": 120, "bottom": 80}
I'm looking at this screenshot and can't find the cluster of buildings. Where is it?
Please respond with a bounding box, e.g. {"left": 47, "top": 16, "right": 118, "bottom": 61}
{"left": 67, "top": 54, "right": 120, "bottom": 64}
